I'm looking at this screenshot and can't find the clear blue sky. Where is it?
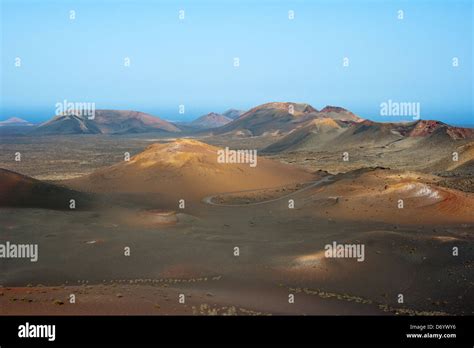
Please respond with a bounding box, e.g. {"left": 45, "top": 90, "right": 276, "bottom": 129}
{"left": 1, "top": 0, "right": 473, "bottom": 126}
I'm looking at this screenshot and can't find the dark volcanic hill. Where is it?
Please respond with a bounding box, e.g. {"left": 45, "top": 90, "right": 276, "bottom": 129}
{"left": 0, "top": 117, "right": 34, "bottom": 127}
{"left": 264, "top": 119, "right": 474, "bottom": 154}
{"left": 191, "top": 112, "right": 232, "bottom": 129}
{"left": 0, "top": 117, "right": 36, "bottom": 135}
{"left": 31, "top": 110, "right": 180, "bottom": 135}
{"left": 31, "top": 114, "right": 102, "bottom": 135}
{"left": 215, "top": 102, "right": 320, "bottom": 136}
{"left": 0, "top": 168, "right": 92, "bottom": 209}
{"left": 407, "top": 120, "right": 474, "bottom": 140}
{"left": 263, "top": 118, "right": 347, "bottom": 153}
{"left": 222, "top": 109, "right": 246, "bottom": 119}
{"left": 329, "top": 120, "right": 409, "bottom": 148}
{"left": 214, "top": 102, "right": 364, "bottom": 137}
{"left": 317, "top": 106, "right": 362, "bottom": 122}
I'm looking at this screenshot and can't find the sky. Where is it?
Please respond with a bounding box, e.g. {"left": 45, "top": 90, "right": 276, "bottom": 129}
{"left": 1, "top": 0, "right": 473, "bottom": 126}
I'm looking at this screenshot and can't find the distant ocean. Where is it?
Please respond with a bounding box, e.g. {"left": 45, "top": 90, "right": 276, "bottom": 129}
{"left": 1, "top": 105, "right": 472, "bottom": 128}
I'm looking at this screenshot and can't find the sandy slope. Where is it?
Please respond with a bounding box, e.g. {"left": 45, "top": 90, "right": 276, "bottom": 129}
{"left": 303, "top": 168, "right": 474, "bottom": 224}
{"left": 63, "top": 139, "right": 315, "bottom": 201}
